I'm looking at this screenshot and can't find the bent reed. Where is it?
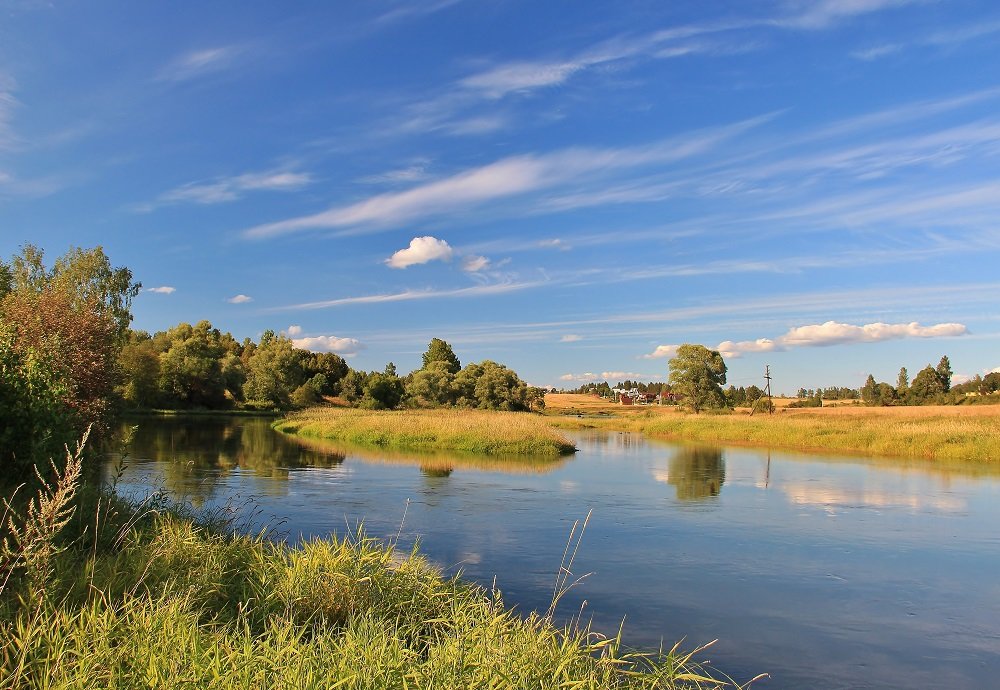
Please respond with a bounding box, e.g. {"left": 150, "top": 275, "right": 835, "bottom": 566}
{"left": 0, "top": 444, "right": 750, "bottom": 689}
{"left": 275, "top": 407, "right": 577, "bottom": 456}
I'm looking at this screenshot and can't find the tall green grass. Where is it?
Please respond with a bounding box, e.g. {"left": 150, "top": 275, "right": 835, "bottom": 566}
{"left": 1, "top": 436, "right": 758, "bottom": 689}
{"left": 276, "top": 407, "right": 577, "bottom": 456}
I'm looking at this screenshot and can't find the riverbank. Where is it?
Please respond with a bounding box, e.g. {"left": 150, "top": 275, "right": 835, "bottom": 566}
{"left": 123, "top": 408, "right": 283, "bottom": 417}
{"left": 0, "top": 474, "right": 730, "bottom": 688}
{"left": 546, "top": 394, "right": 1000, "bottom": 462}
{"left": 275, "top": 407, "right": 577, "bottom": 456}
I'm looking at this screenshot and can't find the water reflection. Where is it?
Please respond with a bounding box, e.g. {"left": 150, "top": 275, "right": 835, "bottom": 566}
{"left": 661, "top": 446, "right": 726, "bottom": 500}
{"left": 118, "top": 416, "right": 346, "bottom": 505}
{"left": 107, "top": 418, "right": 1000, "bottom": 689}
{"left": 283, "top": 431, "right": 570, "bottom": 475}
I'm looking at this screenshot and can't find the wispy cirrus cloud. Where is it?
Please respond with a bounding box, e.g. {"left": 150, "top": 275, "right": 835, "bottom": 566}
{"left": 243, "top": 114, "right": 773, "bottom": 238}
{"left": 137, "top": 169, "right": 312, "bottom": 211}
{"left": 560, "top": 334, "right": 582, "bottom": 343}
{"left": 269, "top": 279, "right": 546, "bottom": 312}
{"left": 157, "top": 45, "right": 244, "bottom": 82}
{"left": 461, "top": 255, "right": 490, "bottom": 272}
{"left": 851, "top": 44, "right": 902, "bottom": 61}
{"left": 776, "top": 0, "right": 921, "bottom": 30}
{"left": 0, "top": 78, "right": 18, "bottom": 151}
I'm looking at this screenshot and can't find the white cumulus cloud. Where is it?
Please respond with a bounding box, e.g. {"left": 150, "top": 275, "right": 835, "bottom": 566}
{"left": 146, "top": 286, "right": 176, "bottom": 294}
{"left": 642, "top": 344, "right": 679, "bottom": 359}
{"left": 386, "top": 236, "right": 454, "bottom": 268}
{"left": 227, "top": 294, "right": 253, "bottom": 304}
{"left": 780, "top": 321, "right": 967, "bottom": 347}
{"left": 286, "top": 325, "right": 302, "bottom": 336}
{"left": 716, "top": 338, "right": 780, "bottom": 359}
{"left": 292, "top": 335, "right": 365, "bottom": 356}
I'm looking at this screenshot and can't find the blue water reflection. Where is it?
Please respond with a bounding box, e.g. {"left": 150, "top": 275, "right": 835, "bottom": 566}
{"left": 109, "top": 416, "right": 1000, "bottom": 689}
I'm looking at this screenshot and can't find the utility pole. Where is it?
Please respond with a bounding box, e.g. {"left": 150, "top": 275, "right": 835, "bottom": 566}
{"left": 764, "top": 365, "right": 773, "bottom": 414}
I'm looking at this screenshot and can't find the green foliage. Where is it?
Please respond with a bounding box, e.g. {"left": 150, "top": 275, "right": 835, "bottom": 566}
{"left": 910, "top": 365, "right": 944, "bottom": 402}
{"left": 158, "top": 321, "right": 240, "bottom": 408}
{"left": 7, "top": 244, "right": 140, "bottom": 342}
{"left": 243, "top": 330, "right": 302, "bottom": 408}
{"left": 360, "top": 370, "right": 405, "bottom": 410}
{"left": 0, "top": 488, "right": 729, "bottom": 689}
{"left": 861, "top": 374, "right": 879, "bottom": 405}
{"left": 405, "top": 360, "right": 457, "bottom": 407}
{"left": 668, "top": 344, "right": 728, "bottom": 413}
{"left": 421, "top": 337, "right": 461, "bottom": 375}
{"left": 896, "top": 367, "right": 909, "bottom": 397}
{"left": 0, "top": 324, "right": 74, "bottom": 476}
{"left": 298, "top": 351, "right": 348, "bottom": 396}
{"left": 290, "top": 374, "right": 328, "bottom": 408}
{"left": 936, "top": 356, "right": 953, "bottom": 393}
{"left": 116, "top": 331, "right": 162, "bottom": 408}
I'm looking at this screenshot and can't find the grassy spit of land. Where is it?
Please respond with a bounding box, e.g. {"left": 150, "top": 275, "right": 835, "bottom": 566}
{"left": 1, "top": 469, "right": 733, "bottom": 688}
{"left": 275, "top": 407, "right": 577, "bottom": 456}
{"left": 546, "top": 394, "right": 1000, "bottom": 462}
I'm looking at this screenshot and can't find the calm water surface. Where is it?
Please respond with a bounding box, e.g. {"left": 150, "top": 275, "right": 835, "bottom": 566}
{"left": 108, "top": 416, "right": 1000, "bottom": 689}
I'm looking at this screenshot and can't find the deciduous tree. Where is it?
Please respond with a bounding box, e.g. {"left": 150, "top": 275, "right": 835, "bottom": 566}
{"left": 667, "top": 344, "right": 727, "bottom": 413}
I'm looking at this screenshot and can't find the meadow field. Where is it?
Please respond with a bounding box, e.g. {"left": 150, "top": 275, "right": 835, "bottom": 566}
{"left": 545, "top": 394, "right": 1000, "bottom": 463}
{"left": 274, "top": 407, "right": 577, "bottom": 456}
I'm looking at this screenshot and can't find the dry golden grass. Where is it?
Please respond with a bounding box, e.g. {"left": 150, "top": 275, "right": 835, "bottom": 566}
{"left": 546, "top": 394, "right": 1000, "bottom": 463}
{"left": 275, "top": 407, "right": 577, "bottom": 456}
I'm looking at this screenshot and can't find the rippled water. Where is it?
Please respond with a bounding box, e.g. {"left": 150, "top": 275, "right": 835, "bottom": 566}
{"left": 107, "top": 415, "right": 1000, "bottom": 689}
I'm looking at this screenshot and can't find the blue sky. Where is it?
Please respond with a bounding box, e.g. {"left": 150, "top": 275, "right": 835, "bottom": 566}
{"left": 2, "top": 0, "right": 999, "bottom": 393}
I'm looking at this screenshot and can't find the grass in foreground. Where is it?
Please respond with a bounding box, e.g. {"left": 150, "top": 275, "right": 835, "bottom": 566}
{"left": 275, "top": 407, "right": 578, "bottom": 456}
{"left": 1, "top": 443, "right": 755, "bottom": 689}
{"left": 548, "top": 396, "right": 1000, "bottom": 463}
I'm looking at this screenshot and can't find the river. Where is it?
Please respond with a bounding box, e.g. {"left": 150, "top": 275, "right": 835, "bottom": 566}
{"left": 107, "top": 415, "right": 1000, "bottom": 689}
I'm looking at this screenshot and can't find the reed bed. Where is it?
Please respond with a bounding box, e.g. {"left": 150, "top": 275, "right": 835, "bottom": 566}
{"left": 1, "top": 495, "right": 745, "bottom": 689}
{"left": 275, "top": 407, "right": 577, "bottom": 456}
{"left": 551, "top": 406, "right": 1000, "bottom": 463}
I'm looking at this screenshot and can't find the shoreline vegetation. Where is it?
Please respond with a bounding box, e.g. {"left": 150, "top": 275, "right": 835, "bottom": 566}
{"left": 274, "top": 407, "right": 578, "bottom": 457}
{"left": 0, "top": 448, "right": 743, "bottom": 689}
{"left": 545, "top": 394, "right": 1000, "bottom": 463}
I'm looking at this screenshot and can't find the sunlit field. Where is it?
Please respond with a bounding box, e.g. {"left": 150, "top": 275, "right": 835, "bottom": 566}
{"left": 275, "top": 407, "right": 577, "bottom": 456}
{"left": 545, "top": 394, "right": 1000, "bottom": 462}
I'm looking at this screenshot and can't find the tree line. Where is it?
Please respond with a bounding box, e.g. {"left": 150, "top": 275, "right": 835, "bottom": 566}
{"left": 120, "top": 327, "right": 545, "bottom": 414}
{"left": 0, "top": 245, "right": 543, "bottom": 480}
{"left": 861, "top": 356, "right": 1000, "bottom": 406}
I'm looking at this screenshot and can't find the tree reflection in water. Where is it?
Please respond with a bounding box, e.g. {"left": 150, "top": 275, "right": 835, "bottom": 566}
{"left": 118, "top": 417, "right": 346, "bottom": 506}
{"left": 668, "top": 446, "right": 726, "bottom": 500}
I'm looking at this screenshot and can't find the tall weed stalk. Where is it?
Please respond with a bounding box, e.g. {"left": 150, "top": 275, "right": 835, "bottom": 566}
{"left": 1, "top": 426, "right": 89, "bottom": 604}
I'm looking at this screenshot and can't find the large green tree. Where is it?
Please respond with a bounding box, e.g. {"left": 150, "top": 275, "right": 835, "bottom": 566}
{"left": 910, "top": 365, "right": 944, "bottom": 402}
{"left": 406, "top": 360, "right": 457, "bottom": 407}
{"left": 936, "top": 356, "right": 952, "bottom": 392}
{"left": 667, "top": 344, "right": 728, "bottom": 413}
{"left": 6, "top": 244, "right": 140, "bottom": 341}
{"left": 421, "top": 338, "right": 461, "bottom": 375}
{"left": 243, "top": 330, "right": 301, "bottom": 407}
{"left": 158, "top": 321, "right": 242, "bottom": 408}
